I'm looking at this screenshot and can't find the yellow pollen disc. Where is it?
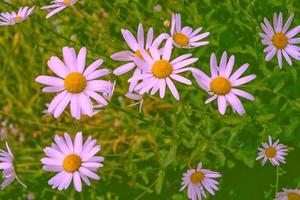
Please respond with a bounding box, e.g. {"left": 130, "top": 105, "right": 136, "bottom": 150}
{"left": 272, "top": 32, "right": 288, "bottom": 49}
{"left": 173, "top": 33, "right": 189, "bottom": 47}
{"left": 15, "top": 16, "right": 23, "bottom": 23}
{"left": 190, "top": 172, "right": 205, "bottom": 184}
{"left": 210, "top": 77, "right": 231, "bottom": 95}
{"left": 64, "top": 0, "right": 71, "bottom": 5}
{"left": 265, "top": 147, "right": 277, "bottom": 158}
{"left": 151, "top": 60, "right": 173, "bottom": 78}
{"left": 63, "top": 154, "right": 81, "bottom": 173}
{"left": 64, "top": 72, "right": 87, "bottom": 93}
{"left": 288, "top": 193, "right": 300, "bottom": 200}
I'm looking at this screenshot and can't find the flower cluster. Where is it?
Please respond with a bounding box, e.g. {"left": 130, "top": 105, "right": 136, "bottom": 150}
{"left": 111, "top": 13, "right": 256, "bottom": 117}
{"left": 0, "top": 1, "right": 299, "bottom": 200}
{"left": 1, "top": 132, "right": 103, "bottom": 192}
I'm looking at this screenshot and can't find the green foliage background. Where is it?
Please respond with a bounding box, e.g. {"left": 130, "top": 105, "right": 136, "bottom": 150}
{"left": 0, "top": 0, "right": 299, "bottom": 199}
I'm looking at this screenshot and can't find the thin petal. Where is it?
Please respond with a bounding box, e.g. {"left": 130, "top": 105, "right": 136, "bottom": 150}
{"left": 110, "top": 51, "right": 133, "bottom": 61}
{"left": 35, "top": 76, "right": 64, "bottom": 87}
{"left": 231, "top": 89, "right": 254, "bottom": 101}
{"left": 210, "top": 53, "right": 218, "bottom": 78}
{"left": 229, "top": 64, "right": 249, "bottom": 82}
{"left": 74, "top": 132, "right": 83, "bottom": 155}
{"left": 286, "top": 25, "right": 300, "bottom": 38}
{"left": 162, "top": 38, "right": 173, "bottom": 61}
{"left": 73, "top": 172, "right": 82, "bottom": 192}
{"left": 225, "top": 93, "right": 245, "bottom": 115}
{"left": 77, "top": 47, "right": 87, "bottom": 73}
{"left": 231, "top": 75, "right": 256, "bottom": 86}
{"left": 53, "top": 93, "right": 71, "bottom": 118}
{"left": 217, "top": 96, "right": 227, "bottom": 115}
{"left": 83, "top": 59, "right": 103, "bottom": 77}
{"left": 137, "top": 23, "right": 144, "bottom": 48}
{"left": 166, "top": 78, "right": 180, "bottom": 100}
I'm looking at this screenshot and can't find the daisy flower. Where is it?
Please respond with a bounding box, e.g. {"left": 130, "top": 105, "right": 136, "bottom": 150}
{"left": 256, "top": 135, "right": 288, "bottom": 166}
{"left": 171, "top": 13, "right": 210, "bottom": 48}
{"left": 0, "top": 142, "right": 26, "bottom": 189}
{"left": 180, "top": 162, "right": 221, "bottom": 200}
{"left": 129, "top": 38, "right": 199, "bottom": 100}
{"left": 35, "top": 47, "right": 113, "bottom": 120}
{"left": 41, "top": 0, "right": 77, "bottom": 19}
{"left": 0, "top": 7, "right": 34, "bottom": 26}
{"left": 111, "top": 23, "right": 168, "bottom": 92}
{"left": 41, "top": 132, "right": 104, "bottom": 192}
{"left": 275, "top": 188, "right": 300, "bottom": 200}
{"left": 193, "top": 52, "right": 256, "bottom": 115}
{"left": 260, "top": 12, "right": 300, "bottom": 68}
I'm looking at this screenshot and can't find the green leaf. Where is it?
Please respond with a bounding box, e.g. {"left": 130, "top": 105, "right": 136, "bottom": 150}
{"left": 155, "top": 170, "right": 165, "bottom": 194}
{"left": 273, "top": 80, "right": 285, "bottom": 92}
{"left": 255, "top": 114, "right": 276, "bottom": 122}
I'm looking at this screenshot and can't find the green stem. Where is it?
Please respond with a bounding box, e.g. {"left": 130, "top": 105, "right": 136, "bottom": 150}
{"left": 109, "top": 102, "right": 148, "bottom": 123}
{"left": 275, "top": 167, "right": 280, "bottom": 195}
{"left": 15, "top": 175, "right": 27, "bottom": 189}
{"left": 16, "top": 163, "right": 41, "bottom": 168}
{"left": 109, "top": 101, "right": 171, "bottom": 131}
{"left": 0, "top": 111, "right": 70, "bottom": 130}
{"left": 134, "top": 178, "right": 158, "bottom": 200}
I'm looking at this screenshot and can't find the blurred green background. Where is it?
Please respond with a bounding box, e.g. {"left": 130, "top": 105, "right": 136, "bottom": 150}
{"left": 0, "top": 0, "right": 299, "bottom": 199}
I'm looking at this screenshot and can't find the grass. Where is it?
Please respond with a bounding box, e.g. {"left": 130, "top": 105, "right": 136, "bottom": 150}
{"left": 0, "top": 0, "right": 300, "bottom": 199}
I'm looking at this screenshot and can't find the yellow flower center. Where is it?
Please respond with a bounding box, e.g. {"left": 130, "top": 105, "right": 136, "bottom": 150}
{"left": 64, "top": 72, "right": 87, "bottom": 93}
{"left": 15, "top": 16, "right": 23, "bottom": 23}
{"left": 272, "top": 32, "right": 288, "bottom": 49}
{"left": 173, "top": 33, "right": 189, "bottom": 47}
{"left": 63, "top": 154, "right": 81, "bottom": 173}
{"left": 64, "top": 0, "right": 71, "bottom": 5}
{"left": 190, "top": 171, "right": 205, "bottom": 184}
{"left": 210, "top": 77, "right": 231, "bottom": 95}
{"left": 288, "top": 193, "right": 300, "bottom": 200}
{"left": 151, "top": 60, "right": 173, "bottom": 79}
{"left": 265, "top": 147, "right": 277, "bottom": 158}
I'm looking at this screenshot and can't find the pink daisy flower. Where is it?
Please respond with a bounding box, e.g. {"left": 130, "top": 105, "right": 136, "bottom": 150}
{"left": 193, "top": 52, "right": 256, "bottom": 115}
{"left": 111, "top": 23, "right": 168, "bottom": 92}
{"left": 256, "top": 135, "right": 288, "bottom": 166}
{"left": 260, "top": 12, "right": 300, "bottom": 68}
{"left": 171, "top": 13, "right": 210, "bottom": 48}
{"left": 0, "top": 7, "right": 34, "bottom": 26}
{"left": 35, "top": 47, "right": 113, "bottom": 120}
{"left": 180, "top": 162, "right": 221, "bottom": 200}
{"left": 275, "top": 188, "right": 300, "bottom": 200}
{"left": 129, "top": 38, "right": 199, "bottom": 100}
{"left": 0, "top": 142, "right": 26, "bottom": 189}
{"left": 41, "top": 132, "right": 104, "bottom": 192}
{"left": 41, "top": 0, "right": 76, "bottom": 19}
